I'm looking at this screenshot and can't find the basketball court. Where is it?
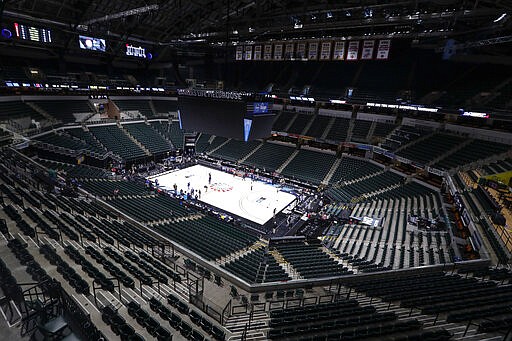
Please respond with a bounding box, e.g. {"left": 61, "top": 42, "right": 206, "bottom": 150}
{"left": 148, "top": 164, "right": 297, "bottom": 225}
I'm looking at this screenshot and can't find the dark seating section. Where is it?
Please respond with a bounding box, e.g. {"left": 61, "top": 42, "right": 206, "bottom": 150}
{"left": 123, "top": 122, "right": 172, "bottom": 154}
{"left": 325, "top": 117, "right": 350, "bottom": 142}
{"left": 472, "top": 186, "right": 500, "bottom": 215}
{"left": 107, "top": 194, "right": 190, "bottom": 222}
{"left": 166, "top": 293, "right": 225, "bottom": 340}
{"left": 202, "top": 136, "right": 228, "bottom": 153}
{"left": 103, "top": 246, "right": 152, "bottom": 285}
{"left": 153, "top": 216, "right": 259, "bottom": 260}
{"left": 31, "top": 100, "right": 92, "bottom": 123}
{"left": 329, "top": 157, "right": 383, "bottom": 184}
{"left": 5, "top": 240, "right": 104, "bottom": 341}
{"left": 35, "top": 132, "right": 90, "bottom": 151}
{"left": 281, "top": 149, "right": 336, "bottom": 184}
{"left": 195, "top": 133, "right": 212, "bottom": 153}
{"left": 397, "top": 133, "right": 464, "bottom": 165}
{"left": 327, "top": 171, "right": 404, "bottom": 202}
{"left": 351, "top": 119, "right": 372, "bottom": 142}
{"left": 85, "top": 246, "right": 135, "bottom": 288}
{"left": 0, "top": 101, "right": 44, "bottom": 121}
{"left": 80, "top": 179, "right": 150, "bottom": 197}
{"left": 347, "top": 270, "right": 512, "bottom": 327}
{"left": 222, "top": 247, "right": 290, "bottom": 283}
{"left": 267, "top": 298, "right": 451, "bottom": 341}
{"left": 273, "top": 111, "right": 296, "bottom": 131}
{"left": 64, "top": 245, "right": 115, "bottom": 292}
{"left": 37, "top": 159, "right": 108, "bottom": 178}
{"left": 275, "top": 242, "right": 351, "bottom": 279}
{"left": 242, "top": 142, "right": 295, "bottom": 172}
{"left": 382, "top": 125, "right": 431, "bottom": 151}
{"left": 434, "top": 139, "right": 511, "bottom": 170}
{"left": 305, "top": 115, "right": 331, "bottom": 138}
{"left": 66, "top": 127, "right": 108, "bottom": 154}
{"left": 89, "top": 125, "right": 147, "bottom": 161}
{"left": 287, "top": 113, "right": 312, "bottom": 135}
{"left": 210, "top": 139, "right": 261, "bottom": 162}
{"left": 150, "top": 121, "right": 184, "bottom": 148}
{"left": 102, "top": 305, "right": 144, "bottom": 340}
{"left": 479, "top": 218, "right": 510, "bottom": 264}
{"left": 372, "top": 121, "right": 396, "bottom": 138}
{"left": 39, "top": 244, "right": 90, "bottom": 295}
{"left": 480, "top": 158, "right": 512, "bottom": 175}
{"left": 152, "top": 99, "right": 178, "bottom": 114}
{"left": 115, "top": 99, "right": 154, "bottom": 117}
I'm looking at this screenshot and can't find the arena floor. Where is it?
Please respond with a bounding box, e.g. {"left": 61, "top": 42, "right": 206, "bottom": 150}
{"left": 148, "top": 164, "right": 297, "bottom": 225}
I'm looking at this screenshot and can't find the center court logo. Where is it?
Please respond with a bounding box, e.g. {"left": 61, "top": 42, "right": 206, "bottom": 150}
{"left": 209, "top": 182, "right": 233, "bottom": 192}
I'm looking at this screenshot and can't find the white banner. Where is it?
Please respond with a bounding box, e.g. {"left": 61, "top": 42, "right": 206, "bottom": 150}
{"left": 284, "top": 43, "right": 294, "bottom": 60}
{"left": 235, "top": 46, "right": 243, "bottom": 61}
{"left": 332, "top": 41, "right": 346, "bottom": 60}
{"left": 244, "top": 45, "right": 253, "bottom": 60}
{"left": 347, "top": 41, "right": 359, "bottom": 60}
{"left": 263, "top": 44, "right": 273, "bottom": 61}
{"left": 361, "top": 40, "right": 375, "bottom": 60}
{"left": 273, "top": 44, "right": 283, "bottom": 60}
{"left": 320, "top": 41, "right": 332, "bottom": 60}
{"left": 376, "top": 39, "right": 391, "bottom": 60}
{"left": 296, "top": 42, "right": 306, "bottom": 60}
{"left": 308, "top": 41, "right": 318, "bottom": 60}
{"left": 253, "top": 45, "right": 262, "bottom": 60}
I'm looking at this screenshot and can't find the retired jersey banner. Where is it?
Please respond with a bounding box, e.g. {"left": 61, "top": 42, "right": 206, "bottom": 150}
{"left": 253, "top": 45, "right": 262, "bottom": 60}
{"left": 361, "top": 40, "right": 375, "bottom": 60}
{"left": 320, "top": 41, "right": 332, "bottom": 60}
{"left": 296, "top": 42, "right": 307, "bottom": 60}
{"left": 376, "top": 40, "right": 391, "bottom": 60}
{"left": 235, "top": 46, "right": 243, "bottom": 61}
{"left": 244, "top": 45, "right": 253, "bottom": 60}
{"left": 332, "top": 41, "right": 346, "bottom": 60}
{"left": 347, "top": 41, "right": 359, "bottom": 60}
{"left": 273, "top": 43, "right": 283, "bottom": 60}
{"left": 308, "top": 41, "right": 319, "bottom": 60}
{"left": 284, "top": 43, "right": 294, "bottom": 60}
{"left": 263, "top": 44, "right": 273, "bottom": 61}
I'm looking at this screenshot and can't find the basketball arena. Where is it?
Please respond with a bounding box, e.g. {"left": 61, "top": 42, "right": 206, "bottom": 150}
{"left": 0, "top": 1, "right": 511, "bottom": 341}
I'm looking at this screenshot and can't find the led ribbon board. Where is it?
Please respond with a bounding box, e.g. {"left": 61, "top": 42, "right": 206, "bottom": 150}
{"left": 126, "top": 44, "right": 146, "bottom": 58}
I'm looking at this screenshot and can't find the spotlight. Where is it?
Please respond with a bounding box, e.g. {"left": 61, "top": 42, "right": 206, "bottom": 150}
{"left": 326, "top": 11, "right": 333, "bottom": 19}
{"left": 1, "top": 28, "right": 12, "bottom": 39}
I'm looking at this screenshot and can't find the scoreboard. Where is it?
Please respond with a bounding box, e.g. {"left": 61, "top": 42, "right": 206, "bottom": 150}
{"left": 14, "top": 23, "right": 52, "bottom": 43}
{"left": 178, "top": 90, "right": 275, "bottom": 141}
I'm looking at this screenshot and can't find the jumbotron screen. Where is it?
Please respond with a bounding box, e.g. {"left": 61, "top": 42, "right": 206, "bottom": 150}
{"left": 178, "top": 90, "right": 275, "bottom": 141}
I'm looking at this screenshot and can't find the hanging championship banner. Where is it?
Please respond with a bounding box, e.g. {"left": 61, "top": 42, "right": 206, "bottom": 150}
{"left": 308, "top": 41, "right": 318, "bottom": 60}
{"left": 244, "top": 45, "right": 253, "bottom": 60}
{"left": 376, "top": 39, "right": 391, "bottom": 60}
{"left": 332, "top": 41, "right": 346, "bottom": 60}
{"left": 273, "top": 43, "right": 283, "bottom": 60}
{"left": 284, "top": 43, "right": 294, "bottom": 60}
{"left": 296, "top": 42, "right": 307, "bottom": 60}
{"left": 320, "top": 41, "right": 332, "bottom": 60}
{"left": 361, "top": 40, "right": 375, "bottom": 60}
{"left": 253, "top": 45, "right": 262, "bottom": 60}
{"left": 346, "top": 41, "right": 360, "bottom": 60}
{"left": 235, "top": 46, "right": 243, "bottom": 61}
{"left": 263, "top": 44, "right": 273, "bottom": 61}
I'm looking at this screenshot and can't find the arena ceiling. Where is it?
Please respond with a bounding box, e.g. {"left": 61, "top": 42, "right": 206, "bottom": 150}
{"left": 1, "top": 0, "right": 511, "bottom": 58}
